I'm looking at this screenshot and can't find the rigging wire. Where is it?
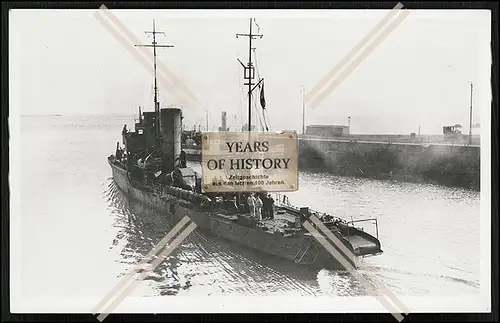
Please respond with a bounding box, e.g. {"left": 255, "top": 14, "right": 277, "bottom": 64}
{"left": 252, "top": 48, "right": 270, "bottom": 131}
{"left": 254, "top": 19, "right": 261, "bottom": 35}
{"left": 149, "top": 83, "right": 154, "bottom": 112}
{"left": 251, "top": 91, "right": 264, "bottom": 131}
{"left": 237, "top": 53, "right": 244, "bottom": 128}
{"left": 251, "top": 48, "right": 263, "bottom": 131}
{"left": 234, "top": 43, "right": 246, "bottom": 130}
{"left": 252, "top": 38, "right": 268, "bottom": 130}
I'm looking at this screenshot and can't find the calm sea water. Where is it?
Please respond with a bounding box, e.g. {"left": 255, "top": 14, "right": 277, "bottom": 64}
{"left": 18, "top": 115, "right": 481, "bottom": 301}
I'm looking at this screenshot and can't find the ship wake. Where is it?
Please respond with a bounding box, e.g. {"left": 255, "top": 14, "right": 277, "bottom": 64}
{"left": 103, "top": 178, "right": 321, "bottom": 296}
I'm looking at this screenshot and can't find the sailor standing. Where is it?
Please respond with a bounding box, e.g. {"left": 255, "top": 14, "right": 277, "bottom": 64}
{"left": 179, "top": 150, "right": 187, "bottom": 168}
{"left": 255, "top": 194, "right": 263, "bottom": 221}
{"left": 267, "top": 194, "right": 275, "bottom": 220}
{"left": 247, "top": 193, "right": 256, "bottom": 218}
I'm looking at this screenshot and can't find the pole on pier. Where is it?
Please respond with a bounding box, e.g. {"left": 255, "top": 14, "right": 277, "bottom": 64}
{"left": 469, "top": 82, "right": 473, "bottom": 146}
{"left": 302, "top": 85, "right": 306, "bottom": 135}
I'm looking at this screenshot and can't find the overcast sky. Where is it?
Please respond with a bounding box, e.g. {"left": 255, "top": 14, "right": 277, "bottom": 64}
{"left": 10, "top": 9, "right": 491, "bottom": 134}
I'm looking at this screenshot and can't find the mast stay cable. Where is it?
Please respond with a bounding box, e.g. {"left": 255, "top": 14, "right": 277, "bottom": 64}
{"left": 252, "top": 19, "right": 270, "bottom": 132}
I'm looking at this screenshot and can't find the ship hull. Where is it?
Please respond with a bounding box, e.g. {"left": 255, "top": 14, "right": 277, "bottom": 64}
{"left": 108, "top": 160, "right": 360, "bottom": 270}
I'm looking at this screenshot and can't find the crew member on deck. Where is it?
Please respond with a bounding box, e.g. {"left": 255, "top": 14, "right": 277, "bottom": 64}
{"left": 180, "top": 150, "right": 187, "bottom": 168}
{"left": 122, "top": 125, "right": 128, "bottom": 145}
{"left": 115, "top": 142, "right": 122, "bottom": 160}
{"left": 267, "top": 194, "right": 275, "bottom": 220}
{"left": 232, "top": 195, "right": 239, "bottom": 212}
{"left": 247, "top": 193, "right": 256, "bottom": 218}
{"left": 255, "top": 194, "right": 263, "bottom": 221}
{"left": 261, "top": 194, "right": 269, "bottom": 219}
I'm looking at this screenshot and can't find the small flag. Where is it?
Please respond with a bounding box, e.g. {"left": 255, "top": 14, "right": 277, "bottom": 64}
{"left": 260, "top": 80, "right": 266, "bottom": 109}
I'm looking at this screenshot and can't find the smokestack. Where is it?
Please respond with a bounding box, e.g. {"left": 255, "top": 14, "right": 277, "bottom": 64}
{"left": 160, "top": 107, "right": 182, "bottom": 173}
{"left": 222, "top": 111, "right": 227, "bottom": 131}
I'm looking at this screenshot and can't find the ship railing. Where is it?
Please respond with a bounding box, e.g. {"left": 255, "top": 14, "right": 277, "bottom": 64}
{"left": 274, "top": 192, "right": 292, "bottom": 207}
{"left": 273, "top": 193, "right": 381, "bottom": 240}
{"left": 346, "top": 218, "right": 380, "bottom": 240}
{"left": 274, "top": 193, "right": 345, "bottom": 220}
{"left": 279, "top": 203, "right": 349, "bottom": 225}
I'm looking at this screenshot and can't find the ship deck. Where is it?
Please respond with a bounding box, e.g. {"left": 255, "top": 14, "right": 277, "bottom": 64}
{"left": 213, "top": 207, "right": 382, "bottom": 257}
{"left": 213, "top": 209, "right": 302, "bottom": 237}
{"left": 108, "top": 155, "right": 382, "bottom": 257}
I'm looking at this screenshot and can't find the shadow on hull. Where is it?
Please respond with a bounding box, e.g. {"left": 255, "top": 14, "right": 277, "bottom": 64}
{"left": 108, "top": 157, "right": 382, "bottom": 272}
{"left": 104, "top": 178, "right": 327, "bottom": 295}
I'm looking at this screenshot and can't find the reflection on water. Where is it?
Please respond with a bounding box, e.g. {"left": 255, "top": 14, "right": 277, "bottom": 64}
{"left": 19, "top": 115, "right": 481, "bottom": 300}
{"left": 103, "top": 168, "right": 481, "bottom": 297}
{"left": 104, "top": 179, "right": 327, "bottom": 297}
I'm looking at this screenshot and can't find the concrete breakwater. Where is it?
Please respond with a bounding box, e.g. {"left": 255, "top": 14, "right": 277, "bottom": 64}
{"left": 183, "top": 136, "right": 480, "bottom": 190}
{"left": 299, "top": 137, "right": 480, "bottom": 190}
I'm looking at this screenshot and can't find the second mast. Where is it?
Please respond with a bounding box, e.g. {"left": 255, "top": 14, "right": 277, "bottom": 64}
{"left": 236, "top": 18, "right": 263, "bottom": 132}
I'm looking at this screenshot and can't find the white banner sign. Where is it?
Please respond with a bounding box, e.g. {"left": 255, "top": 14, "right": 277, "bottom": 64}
{"left": 201, "top": 131, "right": 299, "bottom": 193}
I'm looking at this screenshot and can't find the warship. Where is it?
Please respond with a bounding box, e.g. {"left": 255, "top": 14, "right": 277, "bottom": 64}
{"left": 108, "top": 19, "right": 383, "bottom": 270}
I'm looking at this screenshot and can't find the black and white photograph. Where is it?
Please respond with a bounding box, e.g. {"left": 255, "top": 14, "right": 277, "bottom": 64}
{"left": 8, "top": 5, "right": 492, "bottom": 318}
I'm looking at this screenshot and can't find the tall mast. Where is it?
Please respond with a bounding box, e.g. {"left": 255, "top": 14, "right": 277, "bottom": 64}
{"left": 469, "top": 82, "right": 473, "bottom": 146}
{"left": 237, "top": 18, "right": 263, "bottom": 132}
{"left": 135, "top": 19, "right": 174, "bottom": 145}
{"left": 248, "top": 19, "right": 253, "bottom": 132}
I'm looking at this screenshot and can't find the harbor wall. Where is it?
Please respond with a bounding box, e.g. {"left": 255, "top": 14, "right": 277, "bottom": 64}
{"left": 299, "top": 138, "right": 480, "bottom": 190}
{"left": 182, "top": 134, "right": 481, "bottom": 190}
{"left": 302, "top": 134, "right": 481, "bottom": 146}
